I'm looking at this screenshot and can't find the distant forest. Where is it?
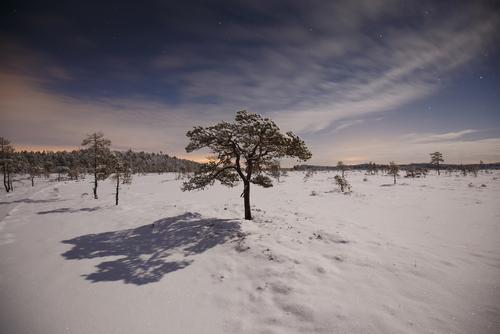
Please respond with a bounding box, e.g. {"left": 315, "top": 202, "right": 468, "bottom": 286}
{"left": 8, "top": 149, "right": 199, "bottom": 175}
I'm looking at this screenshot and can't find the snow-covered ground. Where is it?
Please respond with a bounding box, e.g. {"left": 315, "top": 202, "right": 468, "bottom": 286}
{"left": 1, "top": 171, "right": 499, "bottom": 334}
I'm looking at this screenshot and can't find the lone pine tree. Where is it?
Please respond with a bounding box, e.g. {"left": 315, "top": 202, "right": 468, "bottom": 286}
{"left": 430, "top": 152, "right": 444, "bottom": 175}
{"left": 182, "top": 110, "right": 311, "bottom": 220}
{"left": 81, "top": 132, "right": 111, "bottom": 199}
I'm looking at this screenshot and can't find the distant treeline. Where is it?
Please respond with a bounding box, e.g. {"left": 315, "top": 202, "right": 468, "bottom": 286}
{"left": 293, "top": 162, "right": 500, "bottom": 171}
{"left": 9, "top": 149, "right": 199, "bottom": 175}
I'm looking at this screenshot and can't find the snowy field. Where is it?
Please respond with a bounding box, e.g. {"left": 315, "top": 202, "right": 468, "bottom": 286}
{"left": 1, "top": 171, "right": 499, "bottom": 334}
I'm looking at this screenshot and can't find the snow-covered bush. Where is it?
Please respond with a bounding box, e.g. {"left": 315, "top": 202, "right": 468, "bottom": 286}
{"left": 334, "top": 175, "right": 351, "bottom": 193}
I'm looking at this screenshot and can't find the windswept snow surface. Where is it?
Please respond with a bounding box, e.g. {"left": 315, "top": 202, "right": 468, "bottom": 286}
{"left": 1, "top": 172, "right": 499, "bottom": 334}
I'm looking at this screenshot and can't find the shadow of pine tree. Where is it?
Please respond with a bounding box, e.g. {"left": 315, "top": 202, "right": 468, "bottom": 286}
{"left": 61, "top": 212, "right": 241, "bottom": 285}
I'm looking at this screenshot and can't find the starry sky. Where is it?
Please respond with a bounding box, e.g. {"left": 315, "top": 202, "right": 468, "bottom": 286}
{"left": 1, "top": 0, "right": 499, "bottom": 164}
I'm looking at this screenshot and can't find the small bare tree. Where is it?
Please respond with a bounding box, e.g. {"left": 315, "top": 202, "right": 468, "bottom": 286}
{"left": 81, "top": 132, "right": 112, "bottom": 199}
{"left": 28, "top": 164, "right": 43, "bottom": 187}
{"left": 109, "top": 154, "right": 133, "bottom": 205}
{"left": 182, "top": 111, "right": 311, "bottom": 220}
{"left": 56, "top": 166, "right": 70, "bottom": 182}
{"left": 337, "top": 161, "right": 347, "bottom": 177}
{"left": 388, "top": 161, "right": 399, "bottom": 184}
{"left": 430, "top": 152, "right": 444, "bottom": 175}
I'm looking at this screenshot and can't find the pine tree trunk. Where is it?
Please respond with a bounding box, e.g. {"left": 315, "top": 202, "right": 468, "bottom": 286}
{"left": 115, "top": 174, "right": 119, "bottom": 206}
{"left": 393, "top": 174, "right": 396, "bottom": 184}
{"left": 3, "top": 165, "right": 8, "bottom": 192}
{"left": 31, "top": 176, "right": 34, "bottom": 187}
{"left": 437, "top": 163, "right": 440, "bottom": 176}
{"left": 243, "top": 181, "right": 251, "bottom": 220}
{"left": 93, "top": 172, "right": 98, "bottom": 199}
{"left": 93, "top": 135, "right": 98, "bottom": 199}
{"left": 8, "top": 172, "right": 13, "bottom": 191}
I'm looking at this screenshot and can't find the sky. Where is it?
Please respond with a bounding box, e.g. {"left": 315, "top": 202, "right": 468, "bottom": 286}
{"left": 1, "top": 0, "right": 499, "bottom": 165}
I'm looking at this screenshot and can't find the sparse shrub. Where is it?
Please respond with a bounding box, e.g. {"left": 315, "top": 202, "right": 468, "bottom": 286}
{"left": 334, "top": 175, "right": 351, "bottom": 193}
{"left": 363, "top": 177, "right": 368, "bottom": 182}
{"left": 405, "top": 166, "right": 427, "bottom": 178}
{"left": 310, "top": 190, "right": 318, "bottom": 196}
{"left": 471, "top": 166, "right": 478, "bottom": 177}
{"left": 68, "top": 166, "right": 81, "bottom": 181}
{"left": 303, "top": 169, "right": 315, "bottom": 182}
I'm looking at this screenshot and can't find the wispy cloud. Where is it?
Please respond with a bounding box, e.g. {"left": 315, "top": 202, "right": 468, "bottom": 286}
{"left": 404, "top": 129, "right": 481, "bottom": 144}
{"left": 147, "top": 1, "right": 500, "bottom": 134}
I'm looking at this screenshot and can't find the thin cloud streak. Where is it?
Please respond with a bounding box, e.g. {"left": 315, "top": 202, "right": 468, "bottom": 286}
{"left": 404, "top": 129, "right": 482, "bottom": 144}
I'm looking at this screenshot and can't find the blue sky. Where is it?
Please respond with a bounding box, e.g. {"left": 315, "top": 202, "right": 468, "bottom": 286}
{"left": 1, "top": 0, "right": 499, "bottom": 164}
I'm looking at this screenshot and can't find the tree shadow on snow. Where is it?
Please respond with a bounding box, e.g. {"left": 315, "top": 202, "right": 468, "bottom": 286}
{"left": 0, "top": 198, "right": 62, "bottom": 205}
{"left": 61, "top": 212, "right": 241, "bottom": 285}
{"left": 38, "top": 207, "right": 101, "bottom": 214}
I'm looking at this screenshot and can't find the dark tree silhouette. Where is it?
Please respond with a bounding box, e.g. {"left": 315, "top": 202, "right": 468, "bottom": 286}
{"left": 367, "top": 161, "right": 378, "bottom": 175}
{"left": 81, "top": 132, "right": 111, "bottom": 199}
{"left": 28, "top": 164, "right": 42, "bottom": 186}
{"left": 334, "top": 175, "right": 351, "bottom": 192}
{"left": 109, "top": 153, "right": 133, "bottom": 205}
{"left": 182, "top": 111, "right": 311, "bottom": 220}
{"left": 337, "top": 160, "right": 347, "bottom": 177}
{"left": 0, "top": 137, "right": 15, "bottom": 192}
{"left": 430, "top": 152, "right": 444, "bottom": 175}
